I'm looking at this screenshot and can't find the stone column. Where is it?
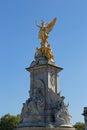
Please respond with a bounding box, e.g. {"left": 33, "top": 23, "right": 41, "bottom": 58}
{"left": 82, "top": 107, "right": 87, "bottom": 130}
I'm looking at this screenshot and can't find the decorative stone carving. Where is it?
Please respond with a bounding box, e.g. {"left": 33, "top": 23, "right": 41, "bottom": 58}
{"left": 20, "top": 79, "right": 45, "bottom": 124}
{"left": 50, "top": 72, "right": 55, "bottom": 86}
{"left": 20, "top": 86, "right": 71, "bottom": 127}
{"left": 54, "top": 95, "right": 71, "bottom": 126}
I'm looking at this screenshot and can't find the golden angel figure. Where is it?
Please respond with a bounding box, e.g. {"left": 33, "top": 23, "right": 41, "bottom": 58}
{"left": 36, "top": 17, "right": 57, "bottom": 45}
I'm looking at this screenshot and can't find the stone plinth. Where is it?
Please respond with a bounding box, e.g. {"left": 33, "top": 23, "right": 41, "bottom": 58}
{"left": 19, "top": 62, "right": 72, "bottom": 127}
{"left": 14, "top": 127, "right": 76, "bottom": 130}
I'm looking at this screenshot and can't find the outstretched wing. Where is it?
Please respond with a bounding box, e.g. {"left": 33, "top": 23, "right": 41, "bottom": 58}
{"left": 46, "top": 17, "right": 57, "bottom": 33}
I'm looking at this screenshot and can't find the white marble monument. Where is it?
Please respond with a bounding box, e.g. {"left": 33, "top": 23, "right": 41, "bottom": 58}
{"left": 14, "top": 18, "right": 75, "bottom": 130}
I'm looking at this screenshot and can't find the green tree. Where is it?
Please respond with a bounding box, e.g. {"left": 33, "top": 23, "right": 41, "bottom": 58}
{"left": 0, "top": 114, "right": 20, "bottom": 130}
{"left": 74, "top": 122, "right": 85, "bottom": 130}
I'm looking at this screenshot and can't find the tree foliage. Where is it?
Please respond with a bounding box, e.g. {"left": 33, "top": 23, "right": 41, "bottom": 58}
{"left": 73, "top": 122, "right": 85, "bottom": 130}
{"left": 0, "top": 114, "right": 20, "bottom": 130}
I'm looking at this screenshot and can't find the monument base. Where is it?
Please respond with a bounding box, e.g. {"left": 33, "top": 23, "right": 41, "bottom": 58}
{"left": 14, "top": 127, "right": 76, "bottom": 130}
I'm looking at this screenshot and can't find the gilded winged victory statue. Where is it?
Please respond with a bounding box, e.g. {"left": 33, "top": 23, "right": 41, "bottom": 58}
{"left": 35, "top": 18, "right": 57, "bottom": 61}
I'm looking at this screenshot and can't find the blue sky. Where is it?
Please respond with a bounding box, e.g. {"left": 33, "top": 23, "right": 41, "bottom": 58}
{"left": 0, "top": 0, "right": 87, "bottom": 125}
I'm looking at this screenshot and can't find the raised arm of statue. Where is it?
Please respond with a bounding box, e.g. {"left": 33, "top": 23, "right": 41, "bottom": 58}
{"left": 36, "top": 21, "right": 41, "bottom": 28}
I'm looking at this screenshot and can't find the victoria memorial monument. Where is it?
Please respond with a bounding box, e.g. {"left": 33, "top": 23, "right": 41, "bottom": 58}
{"left": 14, "top": 18, "right": 76, "bottom": 130}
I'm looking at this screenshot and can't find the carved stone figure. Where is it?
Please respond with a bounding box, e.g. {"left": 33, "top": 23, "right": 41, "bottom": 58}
{"left": 20, "top": 80, "right": 45, "bottom": 124}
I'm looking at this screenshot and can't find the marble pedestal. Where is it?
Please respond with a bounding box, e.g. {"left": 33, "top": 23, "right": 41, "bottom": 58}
{"left": 18, "top": 57, "right": 75, "bottom": 129}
